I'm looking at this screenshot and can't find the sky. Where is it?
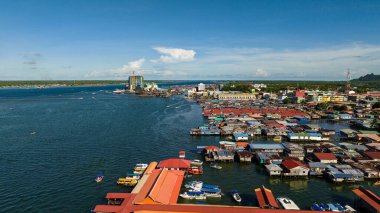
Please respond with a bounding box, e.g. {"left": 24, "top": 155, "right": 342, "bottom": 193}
{"left": 0, "top": 0, "right": 380, "bottom": 80}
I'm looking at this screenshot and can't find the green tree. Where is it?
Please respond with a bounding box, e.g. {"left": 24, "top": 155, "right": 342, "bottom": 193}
{"left": 373, "top": 102, "right": 380, "bottom": 109}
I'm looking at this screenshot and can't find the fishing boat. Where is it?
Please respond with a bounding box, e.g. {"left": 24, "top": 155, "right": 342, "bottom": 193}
{"left": 231, "top": 189, "right": 242, "bottom": 202}
{"left": 180, "top": 191, "right": 207, "bottom": 200}
{"left": 273, "top": 136, "right": 282, "bottom": 142}
{"left": 95, "top": 173, "right": 104, "bottom": 183}
{"left": 277, "top": 197, "right": 300, "bottom": 210}
{"left": 190, "top": 159, "right": 203, "bottom": 167}
{"left": 210, "top": 163, "right": 222, "bottom": 170}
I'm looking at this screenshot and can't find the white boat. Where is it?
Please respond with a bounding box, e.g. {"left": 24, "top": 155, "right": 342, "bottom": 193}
{"left": 95, "top": 173, "right": 104, "bottom": 183}
{"left": 277, "top": 197, "right": 300, "bottom": 210}
{"left": 134, "top": 163, "right": 148, "bottom": 169}
{"left": 231, "top": 190, "right": 242, "bottom": 202}
{"left": 180, "top": 191, "right": 207, "bottom": 200}
{"left": 184, "top": 181, "right": 203, "bottom": 190}
{"left": 190, "top": 159, "right": 203, "bottom": 167}
{"left": 210, "top": 163, "right": 222, "bottom": 170}
{"left": 113, "top": 89, "right": 125, "bottom": 94}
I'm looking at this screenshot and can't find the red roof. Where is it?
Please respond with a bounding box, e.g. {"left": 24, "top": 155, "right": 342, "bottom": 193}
{"left": 314, "top": 153, "right": 337, "bottom": 161}
{"left": 157, "top": 158, "right": 191, "bottom": 169}
{"left": 147, "top": 169, "right": 184, "bottom": 204}
{"left": 364, "top": 152, "right": 380, "bottom": 160}
{"left": 281, "top": 159, "right": 307, "bottom": 170}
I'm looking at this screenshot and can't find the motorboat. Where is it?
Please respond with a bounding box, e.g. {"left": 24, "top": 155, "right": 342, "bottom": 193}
{"left": 276, "top": 197, "right": 300, "bottom": 210}
{"left": 134, "top": 163, "right": 148, "bottom": 170}
{"left": 185, "top": 181, "right": 203, "bottom": 190}
{"left": 311, "top": 203, "right": 324, "bottom": 211}
{"left": 231, "top": 189, "right": 242, "bottom": 202}
{"left": 117, "top": 178, "right": 138, "bottom": 186}
{"left": 344, "top": 205, "right": 357, "bottom": 213}
{"left": 188, "top": 167, "right": 203, "bottom": 175}
{"left": 374, "top": 180, "right": 380, "bottom": 186}
{"left": 190, "top": 159, "right": 203, "bottom": 167}
{"left": 113, "top": 89, "right": 125, "bottom": 94}
{"left": 273, "top": 136, "right": 282, "bottom": 142}
{"left": 210, "top": 163, "right": 222, "bottom": 170}
{"left": 95, "top": 173, "right": 104, "bottom": 183}
{"left": 180, "top": 191, "right": 207, "bottom": 200}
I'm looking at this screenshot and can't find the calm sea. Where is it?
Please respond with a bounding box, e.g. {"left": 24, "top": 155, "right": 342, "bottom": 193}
{"left": 0, "top": 84, "right": 378, "bottom": 212}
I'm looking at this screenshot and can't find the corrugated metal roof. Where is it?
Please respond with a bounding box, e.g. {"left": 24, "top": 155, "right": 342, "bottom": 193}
{"left": 249, "top": 144, "right": 284, "bottom": 150}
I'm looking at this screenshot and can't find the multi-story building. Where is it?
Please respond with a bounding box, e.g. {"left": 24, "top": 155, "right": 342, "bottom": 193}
{"left": 128, "top": 75, "right": 144, "bottom": 92}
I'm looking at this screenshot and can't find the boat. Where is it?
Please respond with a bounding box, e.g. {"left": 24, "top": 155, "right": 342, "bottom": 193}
{"left": 188, "top": 167, "right": 203, "bottom": 175}
{"left": 117, "top": 178, "right": 138, "bottom": 186}
{"left": 185, "top": 181, "right": 203, "bottom": 190}
{"left": 277, "top": 197, "right": 300, "bottom": 210}
{"left": 326, "top": 203, "right": 339, "bottom": 212}
{"left": 134, "top": 163, "right": 148, "bottom": 170}
{"left": 311, "top": 203, "right": 324, "bottom": 211}
{"left": 113, "top": 89, "right": 125, "bottom": 94}
{"left": 190, "top": 159, "right": 203, "bottom": 167}
{"left": 273, "top": 136, "right": 282, "bottom": 142}
{"left": 95, "top": 173, "right": 104, "bottom": 183}
{"left": 334, "top": 203, "right": 346, "bottom": 212}
{"left": 231, "top": 189, "right": 242, "bottom": 202}
{"left": 210, "top": 163, "right": 222, "bottom": 170}
{"left": 190, "top": 188, "right": 222, "bottom": 198}
{"left": 344, "top": 205, "right": 357, "bottom": 213}
{"left": 180, "top": 191, "right": 207, "bottom": 200}
{"left": 374, "top": 180, "right": 380, "bottom": 186}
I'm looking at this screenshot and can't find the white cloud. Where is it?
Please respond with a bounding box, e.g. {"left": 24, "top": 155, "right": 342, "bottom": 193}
{"left": 152, "top": 47, "right": 196, "bottom": 63}
{"left": 122, "top": 58, "right": 145, "bottom": 71}
{"left": 255, "top": 68, "right": 269, "bottom": 77}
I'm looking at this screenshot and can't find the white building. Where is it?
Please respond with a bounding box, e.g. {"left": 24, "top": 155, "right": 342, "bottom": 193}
{"left": 198, "top": 83, "right": 205, "bottom": 91}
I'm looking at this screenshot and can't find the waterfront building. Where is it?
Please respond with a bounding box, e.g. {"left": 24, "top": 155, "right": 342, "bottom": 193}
{"left": 313, "top": 153, "right": 338, "bottom": 164}
{"left": 157, "top": 158, "right": 191, "bottom": 171}
{"left": 217, "top": 93, "right": 257, "bottom": 100}
{"left": 281, "top": 159, "right": 309, "bottom": 176}
{"left": 128, "top": 75, "right": 144, "bottom": 92}
{"left": 237, "top": 150, "right": 253, "bottom": 162}
{"left": 308, "top": 162, "right": 327, "bottom": 176}
{"left": 249, "top": 144, "right": 284, "bottom": 153}
{"left": 265, "top": 164, "right": 283, "bottom": 176}
{"left": 256, "top": 152, "right": 283, "bottom": 165}
{"left": 282, "top": 142, "right": 305, "bottom": 161}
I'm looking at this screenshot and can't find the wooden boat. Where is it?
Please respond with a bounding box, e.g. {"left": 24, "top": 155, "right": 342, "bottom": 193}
{"left": 95, "top": 173, "right": 104, "bottom": 183}
{"left": 190, "top": 159, "right": 203, "bottom": 167}
{"left": 231, "top": 189, "right": 242, "bottom": 202}
{"left": 210, "top": 163, "right": 222, "bottom": 170}
{"left": 180, "top": 191, "right": 207, "bottom": 200}
{"left": 277, "top": 197, "right": 300, "bottom": 210}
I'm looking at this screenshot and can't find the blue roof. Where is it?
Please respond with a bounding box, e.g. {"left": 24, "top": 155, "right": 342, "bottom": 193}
{"left": 233, "top": 133, "right": 249, "bottom": 137}
{"left": 249, "top": 143, "right": 284, "bottom": 150}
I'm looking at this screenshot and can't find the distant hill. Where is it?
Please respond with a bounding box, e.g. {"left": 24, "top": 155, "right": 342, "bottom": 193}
{"left": 352, "top": 73, "right": 380, "bottom": 81}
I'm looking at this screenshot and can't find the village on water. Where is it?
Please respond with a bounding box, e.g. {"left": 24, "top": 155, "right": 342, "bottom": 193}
{"left": 92, "top": 73, "right": 380, "bottom": 213}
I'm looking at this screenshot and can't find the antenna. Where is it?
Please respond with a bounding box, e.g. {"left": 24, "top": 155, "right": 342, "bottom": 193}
{"left": 132, "top": 70, "right": 135, "bottom": 76}
{"left": 346, "top": 68, "right": 351, "bottom": 94}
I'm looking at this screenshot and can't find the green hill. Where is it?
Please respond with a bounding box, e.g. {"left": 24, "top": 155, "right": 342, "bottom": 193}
{"left": 353, "top": 73, "right": 380, "bottom": 81}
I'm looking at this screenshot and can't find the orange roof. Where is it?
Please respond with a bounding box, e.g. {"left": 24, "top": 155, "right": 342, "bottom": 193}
{"left": 148, "top": 169, "right": 184, "bottom": 204}
{"left": 353, "top": 186, "right": 380, "bottom": 211}
{"left": 93, "top": 205, "right": 122, "bottom": 213}
{"left": 133, "top": 169, "right": 162, "bottom": 204}
{"left": 255, "top": 185, "right": 279, "bottom": 209}
{"left": 281, "top": 159, "right": 307, "bottom": 170}
{"left": 236, "top": 142, "right": 249, "bottom": 147}
{"left": 204, "top": 146, "right": 220, "bottom": 150}
{"left": 158, "top": 158, "right": 191, "bottom": 169}
{"left": 357, "top": 134, "right": 380, "bottom": 142}
{"left": 143, "top": 162, "right": 158, "bottom": 175}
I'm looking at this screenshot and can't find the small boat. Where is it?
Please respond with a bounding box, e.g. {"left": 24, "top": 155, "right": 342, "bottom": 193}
{"left": 180, "top": 191, "right": 207, "bottom": 200}
{"left": 117, "top": 178, "right": 138, "bottom": 186}
{"left": 190, "top": 159, "right": 203, "bottom": 167}
{"left": 277, "top": 197, "right": 300, "bottom": 210}
{"left": 185, "top": 181, "right": 203, "bottom": 190}
{"left": 374, "top": 180, "right": 380, "bottom": 186}
{"left": 231, "top": 189, "right": 242, "bottom": 202}
{"left": 113, "top": 89, "right": 125, "bottom": 94}
{"left": 95, "top": 173, "right": 104, "bottom": 183}
{"left": 134, "top": 163, "right": 148, "bottom": 170}
{"left": 273, "top": 136, "right": 282, "bottom": 142}
{"left": 326, "top": 203, "right": 339, "bottom": 212}
{"left": 210, "top": 163, "right": 222, "bottom": 170}
{"left": 344, "top": 205, "right": 357, "bottom": 213}
{"left": 188, "top": 167, "right": 203, "bottom": 175}
{"left": 334, "top": 203, "right": 346, "bottom": 212}
{"left": 311, "top": 203, "right": 324, "bottom": 211}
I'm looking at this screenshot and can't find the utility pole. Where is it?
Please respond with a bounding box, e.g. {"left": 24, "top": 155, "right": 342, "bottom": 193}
{"left": 346, "top": 68, "right": 351, "bottom": 95}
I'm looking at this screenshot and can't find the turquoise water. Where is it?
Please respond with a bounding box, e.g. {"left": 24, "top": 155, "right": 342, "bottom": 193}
{"left": 0, "top": 85, "right": 378, "bottom": 212}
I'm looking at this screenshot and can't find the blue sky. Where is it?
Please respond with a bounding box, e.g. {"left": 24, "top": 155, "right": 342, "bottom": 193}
{"left": 0, "top": 0, "right": 380, "bottom": 80}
